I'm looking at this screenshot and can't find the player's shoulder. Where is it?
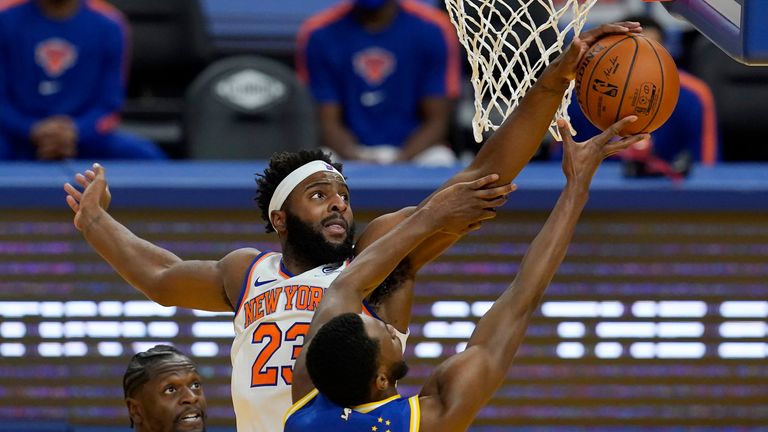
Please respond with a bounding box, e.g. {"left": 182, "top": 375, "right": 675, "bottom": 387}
{"left": 82, "top": 0, "right": 128, "bottom": 31}
{"left": 299, "top": 1, "right": 353, "bottom": 39}
{"left": 399, "top": 0, "right": 453, "bottom": 31}
{"left": 221, "top": 247, "right": 269, "bottom": 278}
{"left": 0, "top": 0, "right": 29, "bottom": 18}
{"left": 678, "top": 69, "right": 713, "bottom": 97}
{"left": 287, "top": 391, "right": 414, "bottom": 431}
{"left": 222, "top": 247, "right": 269, "bottom": 270}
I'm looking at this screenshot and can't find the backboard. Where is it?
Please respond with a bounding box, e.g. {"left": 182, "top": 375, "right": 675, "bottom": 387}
{"left": 650, "top": 0, "right": 768, "bottom": 65}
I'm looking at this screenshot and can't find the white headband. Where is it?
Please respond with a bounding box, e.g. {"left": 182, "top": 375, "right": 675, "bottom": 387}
{"left": 268, "top": 160, "right": 345, "bottom": 229}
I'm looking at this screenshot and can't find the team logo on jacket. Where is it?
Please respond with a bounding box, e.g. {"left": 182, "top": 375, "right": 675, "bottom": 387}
{"left": 35, "top": 38, "right": 78, "bottom": 78}
{"left": 353, "top": 47, "right": 395, "bottom": 86}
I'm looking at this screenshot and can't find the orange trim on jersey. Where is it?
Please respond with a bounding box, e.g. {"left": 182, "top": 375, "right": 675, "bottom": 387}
{"left": 679, "top": 70, "right": 718, "bottom": 166}
{"left": 96, "top": 113, "right": 120, "bottom": 134}
{"left": 86, "top": 0, "right": 123, "bottom": 21}
{"left": 234, "top": 252, "right": 275, "bottom": 319}
{"left": 0, "top": 0, "right": 27, "bottom": 12}
{"left": 295, "top": 1, "right": 354, "bottom": 83}
{"left": 86, "top": 0, "right": 131, "bottom": 84}
{"left": 278, "top": 265, "right": 292, "bottom": 280}
{"left": 401, "top": 0, "right": 461, "bottom": 98}
{"left": 361, "top": 304, "right": 374, "bottom": 317}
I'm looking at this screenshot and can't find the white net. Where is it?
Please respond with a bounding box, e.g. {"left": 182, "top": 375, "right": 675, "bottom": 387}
{"left": 444, "top": 0, "right": 597, "bottom": 142}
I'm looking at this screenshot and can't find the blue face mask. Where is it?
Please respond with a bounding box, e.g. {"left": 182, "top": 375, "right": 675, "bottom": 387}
{"left": 354, "top": 0, "right": 389, "bottom": 10}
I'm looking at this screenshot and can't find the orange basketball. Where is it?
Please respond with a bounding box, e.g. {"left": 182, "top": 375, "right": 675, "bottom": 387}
{"left": 575, "top": 33, "right": 680, "bottom": 135}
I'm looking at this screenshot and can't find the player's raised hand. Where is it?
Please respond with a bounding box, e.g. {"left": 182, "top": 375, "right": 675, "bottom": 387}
{"left": 545, "top": 21, "right": 643, "bottom": 84}
{"left": 424, "top": 173, "right": 516, "bottom": 235}
{"left": 558, "top": 116, "right": 649, "bottom": 188}
{"left": 64, "top": 163, "right": 112, "bottom": 231}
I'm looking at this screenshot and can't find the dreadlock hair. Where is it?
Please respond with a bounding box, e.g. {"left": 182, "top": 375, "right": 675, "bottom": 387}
{"left": 123, "top": 345, "right": 195, "bottom": 426}
{"left": 255, "top": 150, "right": 343, "bottom": 233}
{"left": 306, "top": 313, "right": 380, "bottom": 407}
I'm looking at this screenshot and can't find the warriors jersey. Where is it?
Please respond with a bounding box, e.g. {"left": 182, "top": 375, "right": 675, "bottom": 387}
{"left": 284, "top": 389, "right": 421, "bottom": 432}
{"left": 231, "top": 251, "right": 350, "bottom": 432}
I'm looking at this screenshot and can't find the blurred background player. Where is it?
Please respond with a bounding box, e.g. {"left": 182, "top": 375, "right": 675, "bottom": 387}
{"left": 565, "top": 14, "right": 718, "bottom": 176}
{"left": 0, "top": 0, "right": 165, "bottom": 161}
{"left": 296, "top": 0, "right": 460, "bottom": 165}
{"left": 123, "top": 345, "right": 207, "bottom": 432}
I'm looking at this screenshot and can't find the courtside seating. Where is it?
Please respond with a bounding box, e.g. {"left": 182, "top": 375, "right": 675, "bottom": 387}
{"left": 109, "top": 0, "right": 211, "bottom": 158}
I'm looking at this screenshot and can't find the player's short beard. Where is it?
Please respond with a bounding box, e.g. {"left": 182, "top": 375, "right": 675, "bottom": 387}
{"left": 389, "top": 360, "right": 409, "bottom": 383}
{"left": 284, "top": 212, "right": 355, "bottom": 268}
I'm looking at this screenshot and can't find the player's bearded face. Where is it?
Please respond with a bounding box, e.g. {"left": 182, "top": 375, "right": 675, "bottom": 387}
{"left": 284, "top": 212, "right": 355, "bottom": 267}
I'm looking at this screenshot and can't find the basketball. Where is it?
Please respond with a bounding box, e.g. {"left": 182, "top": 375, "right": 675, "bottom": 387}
{"left": 575, "top": 33, "right": 680, "bottom": 135}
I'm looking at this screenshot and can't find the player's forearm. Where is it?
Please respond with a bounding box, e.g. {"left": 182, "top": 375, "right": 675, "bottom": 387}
{"left": 467, "top": 72, "right": 570, "bottom": 184}
{"left": 332, "top": 208, "right": 439, "bottom": 302}
{"left": 468, "top": 183, "right": 587, "bottom": 364}
{"left": 79, "top": 206, "right": 183, "bottom": 304}
{"left": 507, "top": 182, "right": 587, "bottom": 308}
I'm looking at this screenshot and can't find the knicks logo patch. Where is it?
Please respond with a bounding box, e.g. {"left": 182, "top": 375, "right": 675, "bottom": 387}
{"left": 353, "top": 47, "right": 395, "bottom": 86}
{"left": 35, "top": 38, "right": 78, "bottom": 78}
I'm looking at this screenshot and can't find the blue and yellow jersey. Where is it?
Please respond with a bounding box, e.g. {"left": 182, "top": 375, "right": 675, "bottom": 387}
{"left": 284, "top": 389, "right": 420, "bottom": 432}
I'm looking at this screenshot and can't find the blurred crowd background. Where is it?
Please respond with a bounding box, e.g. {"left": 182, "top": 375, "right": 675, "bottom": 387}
{"left": 2, "top": 0, "right": 767, "bottom": 166}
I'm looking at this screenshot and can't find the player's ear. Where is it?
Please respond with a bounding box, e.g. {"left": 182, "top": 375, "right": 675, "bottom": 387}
{"left": 270, "top": 210, "right": 287, "bottom": 233}
{"left": 375, "top": 368, "right": 390, "bottom": 391}
{"left": 126, "top": 397, "right": 143, "bottom": 426}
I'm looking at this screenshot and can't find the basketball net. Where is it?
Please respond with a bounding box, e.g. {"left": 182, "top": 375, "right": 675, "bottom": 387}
{"left": 444, "top": 0, "right": 597, "bottom": 141}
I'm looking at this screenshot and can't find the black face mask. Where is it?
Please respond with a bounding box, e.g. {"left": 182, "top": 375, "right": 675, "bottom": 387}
{"left": 283, "top": 212, "right": 355, "bottom": 269}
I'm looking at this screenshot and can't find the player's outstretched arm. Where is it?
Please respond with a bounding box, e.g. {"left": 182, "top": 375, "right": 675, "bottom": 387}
{"left": 457, "top": 21, "right": 643, "bottom": 187}
{"left": 291, "top": 174, "right": 514, "bottom": 401}
{"left": 416, "top": 118, "right": 648, "bottom": 432}
{"left": 359, "top": 22, "right": 644, "bottom": 330}
{"left": 64, "top": 164, "right": 250, "bottom": 312}
{"left": 408, "top": 22, "right": 644, "bottom": 258}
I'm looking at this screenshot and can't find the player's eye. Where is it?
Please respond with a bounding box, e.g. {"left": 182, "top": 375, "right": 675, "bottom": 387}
{"left": 311, "top": 191, "right": 324, "bottom": 199}
{"left": 190, "top": 382, "right": 202, "bottom": 390}
{"left": 163, "top": 386, "right": 176, "bottom": 394}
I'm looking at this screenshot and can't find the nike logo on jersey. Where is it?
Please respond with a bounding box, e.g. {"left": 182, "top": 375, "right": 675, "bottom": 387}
{"left": 254, "top": 277, "right": 277, "bottom": 288}
{"left": 361, "top": 90, "right": 386, "bottom": 107}
{"left": 38, "top": 80, "right": 61, "bottom": 96}
{"left": 321, "top": 265, "right": 342, "bottom": 274}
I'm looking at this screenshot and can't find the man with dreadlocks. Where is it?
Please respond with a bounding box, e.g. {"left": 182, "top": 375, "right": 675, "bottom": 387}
{"left": 123, "top": 345, "right": 207, "bottom": 432}
{"left": 64, "top": 21, "right": 641, "bottom": 432}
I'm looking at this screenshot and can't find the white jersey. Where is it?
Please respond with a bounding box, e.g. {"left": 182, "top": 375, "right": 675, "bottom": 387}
{"left": 231, "top": 252, "right": 349, "bottom": 432}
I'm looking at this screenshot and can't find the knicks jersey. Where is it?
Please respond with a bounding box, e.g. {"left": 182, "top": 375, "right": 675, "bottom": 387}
{"left": 284, "top": 389, "right": 420, "bottom": 432}
{"left": 231, "top": 252, "right": 349, "bottom": 432}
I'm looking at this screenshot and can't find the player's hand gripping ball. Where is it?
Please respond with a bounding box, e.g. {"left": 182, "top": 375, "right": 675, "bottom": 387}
{"left": 575, "top": 33, "right": 680, "bottom": 135}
